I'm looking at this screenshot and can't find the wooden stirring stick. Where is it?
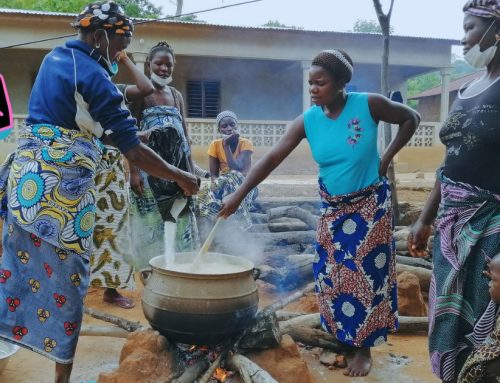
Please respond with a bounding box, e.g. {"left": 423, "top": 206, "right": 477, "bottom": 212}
{"left": 191, "top": 217, "right": 223, "bottom": 266}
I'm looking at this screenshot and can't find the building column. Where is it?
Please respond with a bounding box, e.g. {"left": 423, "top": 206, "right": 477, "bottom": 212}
{"left": 131, "top": 52, "right": 148, "bottom": 74}
{"left": 301, "top": 60, "right": 312, "bottom": 112}
{"left": 439, "top": 67, "right": 452, "bottom": 123}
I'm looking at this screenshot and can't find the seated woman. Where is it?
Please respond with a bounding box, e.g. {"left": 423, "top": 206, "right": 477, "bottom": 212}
{"left": 197, "top": 110, "right": 257, "bottom": 230}
{"left": 459, "top": 253, "right": 500, "bottom": 383}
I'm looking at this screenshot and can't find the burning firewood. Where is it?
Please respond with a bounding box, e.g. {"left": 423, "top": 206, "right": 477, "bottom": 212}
{"left": 238, "top": 312, "right": 281, "bottom": 351}
{"left": 171, "top": 358, "right": 209, "bottom": 383}
{"left": 226, "top": 353, "right": 278, "bottom": 383}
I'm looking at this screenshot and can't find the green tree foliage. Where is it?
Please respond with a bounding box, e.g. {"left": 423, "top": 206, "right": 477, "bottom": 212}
{"left": 352, "top": 19, "right": 394, "bottom": 34}
{"left": 262, "top": 20, "right": 303, "bottom": 30}
{"left": 406, "top": 58, "right": 478, "bottom": 108}
{"left": 0, "top": 0, "right": 162, "bottom": 18}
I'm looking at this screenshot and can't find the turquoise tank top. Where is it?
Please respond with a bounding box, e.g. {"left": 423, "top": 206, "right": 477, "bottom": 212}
{"left": 304, "top": 92, "right": 380, "bottom": 196}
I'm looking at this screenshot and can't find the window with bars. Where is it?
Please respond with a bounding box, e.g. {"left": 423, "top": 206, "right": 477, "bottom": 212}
{"left": 186, "top": 80, "right": 220, "bottom": 118}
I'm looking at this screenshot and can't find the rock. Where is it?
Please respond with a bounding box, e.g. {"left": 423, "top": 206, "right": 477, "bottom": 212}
{"left": 334, "top": 354, "right": 347, "bottom": 368}
{"left": 397, "top": 272, "right": 428, "bottom": 317}
{"left": 415, "top": 172, "right": 424, "bottom": 179}
{"left": 247, "top": 334, "right": 314, "bottom": 383}
{"left": 394, "top": 228, "right": 410, "bottom": 242}
{"left": 98, "top": 329, "right": 175, "bottom": 383}
{"left": 319, "top": 350, "right": 337, "bottom": 366}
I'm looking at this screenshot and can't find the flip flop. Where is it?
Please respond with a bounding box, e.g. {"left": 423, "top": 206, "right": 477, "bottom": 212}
{"left": 103, "top": 294, "right": 135, "bottom": 309}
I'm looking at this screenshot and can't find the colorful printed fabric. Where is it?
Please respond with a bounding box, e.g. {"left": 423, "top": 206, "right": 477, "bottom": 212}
{"left": 459, "top": 313, "right": 500, "bottom": 383}
{"left": 196, "top": 170, "right": 257, "bottom": 230}
{"left": 429, "top": 171, "right": 500, "bottom": 381}
{"left": 314, "top": 178, "right": 398, "bottom": 348}
{"left": 130, "top": 105, "right": 199, "bottom": 263}
{"left": 0, "top": 211, "right": 89, "bottom": 364}
{"left": 90, "top": 147, "right": 134, "bottom": 290}
{"left": 463, "top": 0, "right": 500, "bottom": 19}
{"left": 1, "top": 124, "right": 103, "bottom": 260}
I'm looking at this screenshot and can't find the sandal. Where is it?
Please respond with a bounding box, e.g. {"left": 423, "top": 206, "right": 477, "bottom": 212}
{"left": 103, "top": 294, "right": 135, "bottom": 309}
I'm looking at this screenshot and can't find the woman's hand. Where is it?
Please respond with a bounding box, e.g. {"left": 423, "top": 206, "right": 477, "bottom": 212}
{"left": 176, "top": 172, "right": 199, "bottom": 197}
{"left": 407, "top": 220, "right": 433, "bottom": 257}
{"left": 223, "top": 133, "right": 239, "bottom": 147}
{"left": 379, "top": 155, "right": 390, "bottom": 177}
{"left": 130, "top": 171, "right": 144, "bottom": 196}
{"left": 218, "top": 192, "right": 243, "bottom": 218}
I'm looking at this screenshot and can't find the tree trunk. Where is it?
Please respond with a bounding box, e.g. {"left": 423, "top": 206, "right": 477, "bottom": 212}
{"left": 175, "top": 0, "right": 183, "bottom": 16}
{"left": 373, "top": 0, "right": 400, "bottom": 223}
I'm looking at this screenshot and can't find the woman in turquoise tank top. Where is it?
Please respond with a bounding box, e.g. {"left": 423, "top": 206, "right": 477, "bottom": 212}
{"left": 220, "top": 49, "right": 420, "bottom": 377}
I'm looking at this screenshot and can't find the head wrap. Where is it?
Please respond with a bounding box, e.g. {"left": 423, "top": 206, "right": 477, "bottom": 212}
{"left": 312, "top": 49, "right": 354, "bottom": 82}
{"left": 73, "top": 1, "right": 133, "bottom": 37}
{"left": 215, "top": 110, "right": 238, "bottom": 129}
{"left": 463, "top": 0, "right": 500, "bottom": 19}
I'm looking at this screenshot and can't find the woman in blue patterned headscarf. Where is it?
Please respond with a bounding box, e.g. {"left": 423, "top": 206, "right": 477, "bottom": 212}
{"left": 0, "top": 2, "right": 198, "bottom": 382}
{"left": 409, "top": 1, "right": 500, "bottom": 382}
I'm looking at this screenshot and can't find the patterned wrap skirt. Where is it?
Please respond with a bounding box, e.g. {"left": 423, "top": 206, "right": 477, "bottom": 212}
{"left": 0, "top": 123, "right": 102, "bottom": 363}
{"left": 429, "top": 171, "right": 500, "bottom": 381}
{"left": 314, "top": 178, "right": 398, "bottom": 348}
{"left": 90, "top": 146, "right": 134, "bottom": 290}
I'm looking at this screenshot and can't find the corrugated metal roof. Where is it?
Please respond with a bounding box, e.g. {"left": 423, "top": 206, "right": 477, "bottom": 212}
{"left": 0, "top": 8, "right": 459, "bottom": 43}
{"left": 408, "top": 70, "right": 485, "bottom": 99}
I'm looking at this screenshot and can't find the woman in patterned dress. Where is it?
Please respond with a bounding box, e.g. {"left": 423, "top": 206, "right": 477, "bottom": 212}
{"left": 91, "top": 51, "right": 154, "bottom": 310}
{"left": 0, "top": 2, "right": 198, "bottom": 382}
{"left": 408, "top": 1, "right": 500, "bottom": 382}
{"left": 220, "top": 49, "right": 419, "bottom": 377}
{"left": 197, "top": 110, "right": 257, "bottom": 231}
{"left": 129, "top": 41, "right": 199, "bottom": 264}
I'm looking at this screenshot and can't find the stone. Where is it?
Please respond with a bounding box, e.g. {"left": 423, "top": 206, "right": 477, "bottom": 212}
{"left": 397, "top": 271, "right": 428, "bottom": 317}
{"left": 399, "top": 208, "right": 423, "bottom": 226}
{"left": 319, "top": 350, "right": 337, "bottom": 366}
{"left": 98, "top": 329, "right": 176, "bottom": 383}
{"left": 247, "top": 334, "right": 314, "bottom": 383}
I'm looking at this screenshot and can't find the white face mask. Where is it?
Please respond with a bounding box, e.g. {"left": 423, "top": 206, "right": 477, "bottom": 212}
{"left": 92, "top": 30, "right": 118, "bottom": 76}
{"left": 464, "top": 21, "right": 499, "bottom": 69}
{"left": 150, "top": 72, "right": 172, "bottom": 87}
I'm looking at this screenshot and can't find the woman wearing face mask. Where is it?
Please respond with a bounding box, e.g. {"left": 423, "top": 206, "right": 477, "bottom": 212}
{"left": 0, "top": 2, "right": 198, "bottom": 382}
{"left": 408, "top": 1, "right": 500, "bottom": 382}
{"left": 219, "top": 50, "right": 420, "bottom": 377}
{"left": 129, "top": 41, "right": 199, "bottom": 261}
{"left": 196, "top": 110, "right": 256, "bottom": 231}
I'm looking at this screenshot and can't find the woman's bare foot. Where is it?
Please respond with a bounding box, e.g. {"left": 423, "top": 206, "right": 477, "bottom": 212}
{"left": 103, "top": 288, "right": 135, "bottom": 309}
{"left": 344, "top": 347, "right": 372, "bottom": 377}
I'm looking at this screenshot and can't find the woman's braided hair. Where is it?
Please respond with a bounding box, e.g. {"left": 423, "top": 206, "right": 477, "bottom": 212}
{"left": 311, "top": 49, "right": 354, "bottom": 83}
{"left": 147, "top": 41, "right": 175, "bottom": 63}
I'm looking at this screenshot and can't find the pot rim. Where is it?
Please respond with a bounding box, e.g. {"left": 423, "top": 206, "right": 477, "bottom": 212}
{"left": 148, "top": 252, "right": 255, "bottom": 279}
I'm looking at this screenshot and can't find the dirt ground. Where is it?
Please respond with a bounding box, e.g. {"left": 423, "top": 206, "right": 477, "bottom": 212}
{"left": 0, "top": 179, "right": 439, "bottom": 383}
{"left": 1, "top": 285, "right": 439, "bottom": 383}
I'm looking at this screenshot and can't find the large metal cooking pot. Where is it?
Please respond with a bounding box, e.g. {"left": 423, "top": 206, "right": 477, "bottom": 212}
{"left": 141, "top": 252, "right": 258, "bottom": 345}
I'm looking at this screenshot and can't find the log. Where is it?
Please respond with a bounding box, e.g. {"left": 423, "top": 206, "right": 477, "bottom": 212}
{"left": 247, "top": 223, "right": 271, "bottom": 233}
{"left": 396, "top": 255, "right": 432, "bottom": 270}
{"left": 256, "top": 231, "right": 316, "bottom": 249}
{"left": 238, "top": 312, "right": 282, "bottom": 350}
{"left": 227, "top": 353, "right": 278, "bottom": 383}
{"left": 198, "top": 351, "right": 226, "bottom": 383}
{"left": 280, "top": 313, "right": 428, "bottom": 334}
{"left": 396, "top": 264, "right": 432, "bottom": 292}
{"left": 251, "top": 212, "right": 268, "bottom": 224}
{"left": 268, "top": 222, "right": 310, "bottom": 232}
{"left": 279, "top": 313, "right": 321, "bottom": 332}
{"left": 83, "top": 307, "right": 142, "bottom": 332}
{"left": 79, "top": 324, "right": 130, "bottom": 338}
{"left": 398, "top": 316, "right": 428, "bottom": 332}
{"left": 257, "top": 282, "right": 316, "bottom": 320}
{"left": 172, "top": 358, "right": 209, "bottom": 383}
{"left": 267, "top": 206, "right": 318, "bottom": 230}
{"left": 257, "top": 254, "right": 314, "bottom": 288}
{"left": 280, "top": 325, "right": 346, "bottom": 352}
{"left": 275, "top": 311, "right": 308, "bottom": 321}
